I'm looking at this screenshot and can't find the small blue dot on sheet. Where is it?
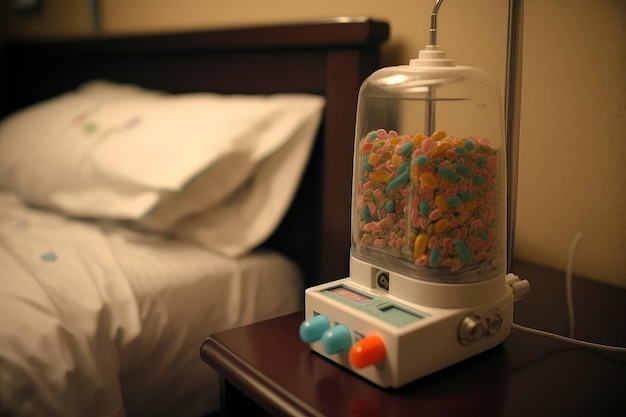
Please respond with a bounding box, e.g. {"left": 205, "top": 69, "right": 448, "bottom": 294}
{"left": 40, "top": 252, "right": 58, "bottom": 262}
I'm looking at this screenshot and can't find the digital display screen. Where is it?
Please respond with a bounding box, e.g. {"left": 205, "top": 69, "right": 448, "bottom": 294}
{"left": 378, "top": 305, "right": 421, "bottom": 327}
{"left": 328, "top": 286, "right": 372, "bottom": 303}
{"left": 320, "top": 284, "right": 427, "bottom": 327}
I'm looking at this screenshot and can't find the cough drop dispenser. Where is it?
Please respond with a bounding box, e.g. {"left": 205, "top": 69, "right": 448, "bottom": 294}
{"left": 300, "top": 0, "right": 516, "bottom": 388}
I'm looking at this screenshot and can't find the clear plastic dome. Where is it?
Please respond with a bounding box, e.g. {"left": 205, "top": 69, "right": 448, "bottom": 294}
{"left": 351, "top": 60, "right": 507, "bottom": 284}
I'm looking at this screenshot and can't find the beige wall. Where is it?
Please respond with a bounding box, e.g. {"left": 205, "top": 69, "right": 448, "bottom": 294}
{"left": 3, "top": 0, "right": 625, "bottom": 288}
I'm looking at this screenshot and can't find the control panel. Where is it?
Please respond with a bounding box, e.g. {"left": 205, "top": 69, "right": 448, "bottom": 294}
{"left": 300, "top": 278, "right": 513, "bottom": 388}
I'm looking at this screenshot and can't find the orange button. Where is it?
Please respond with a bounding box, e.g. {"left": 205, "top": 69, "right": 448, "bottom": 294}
{"left": 349, "top": 335, "right": 386, "bottom": 368}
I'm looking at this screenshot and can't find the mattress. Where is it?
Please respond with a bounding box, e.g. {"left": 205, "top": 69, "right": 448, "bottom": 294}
{"left": 0, "top": 190, "right": 304, "bottom": 417}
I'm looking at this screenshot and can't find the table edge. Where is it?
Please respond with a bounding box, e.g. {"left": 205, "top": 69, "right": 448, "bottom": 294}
{"left": 200, "top": 335, "right": 324, "bottom": 417}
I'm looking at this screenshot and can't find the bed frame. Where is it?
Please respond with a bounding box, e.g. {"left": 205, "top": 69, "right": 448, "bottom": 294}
{"left": 0, "top": 17, "right": 390, "bottom": 288}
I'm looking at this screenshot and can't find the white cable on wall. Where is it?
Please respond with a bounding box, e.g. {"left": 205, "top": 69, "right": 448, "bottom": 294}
{"left": 511, "top": 233, "right": 626, "bottom": 354}
{"left": 565, "top": 232, "right": 583, "bottom": 338}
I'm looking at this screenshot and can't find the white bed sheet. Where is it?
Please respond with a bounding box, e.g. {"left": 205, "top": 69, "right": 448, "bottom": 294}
{"left": 0, "top": 190, "right": 303, "bottom": 417}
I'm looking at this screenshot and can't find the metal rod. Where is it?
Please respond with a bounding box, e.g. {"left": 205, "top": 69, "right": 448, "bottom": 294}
{"left": 429, "top": 0, "right": 445, "bottom": 45}
{"left": 425, "top": 0, "right": 445, "bottom": 135}
{"left": 505, "top": 0, "right": 524, "bottom": 270}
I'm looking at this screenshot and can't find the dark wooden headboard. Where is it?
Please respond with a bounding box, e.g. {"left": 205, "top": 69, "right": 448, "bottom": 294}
{"left": 0, "top": 18, "right": 390, "bottom": 287}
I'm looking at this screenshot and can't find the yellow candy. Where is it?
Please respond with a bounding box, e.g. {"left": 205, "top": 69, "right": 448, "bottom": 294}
{"left": 431, "top": 140, "right": 451, "bottom": 157}
{"left": 420, "top": 172, "right": 438, "bottom": 189}
{"left": 389, "top": 137, "right": 401, "bottom": 145}
{"left": 431, "top": 131, "right": 447, "bottom": 141}
{"left": 368, "top": 153, "right": 381, "bottom": 165}
{"left": 413, "top": 233, "right": 429, "bottom": 258}
{"left": 391, "top": 155, "right": 403, "bottom": 166}
{"left": 434, "top": 218, "right": 450, "bottom": 234}
{"left": 369, "top": 171, "right": 391, "bottom": 183}
{"left": 463, "top": 200, "right": 478, "bottom": 212}
{"left": 412, "top": 133, "right": 427, "bottom": 147}
{"left": 435, "top": 195, "right": 449, "bottom": 212}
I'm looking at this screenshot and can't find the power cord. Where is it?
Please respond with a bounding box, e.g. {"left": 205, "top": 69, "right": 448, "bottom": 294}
{"left": 508, "top": 232, "right": 626, "bottom": 354}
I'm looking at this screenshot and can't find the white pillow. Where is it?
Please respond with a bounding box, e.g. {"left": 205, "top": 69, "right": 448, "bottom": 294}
{"left": 0, "top": 80, "right": 325, "bottom": 256}
{"left": 172, "top": 98, "right": 322, "bottom": 256}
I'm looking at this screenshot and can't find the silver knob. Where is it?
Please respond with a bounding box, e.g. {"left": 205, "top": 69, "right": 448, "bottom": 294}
{"left": 458, "top": 314, "right": 486, "bottom": 346}
{"left": 485, "top": 309, "right": 503, "bottom": 336}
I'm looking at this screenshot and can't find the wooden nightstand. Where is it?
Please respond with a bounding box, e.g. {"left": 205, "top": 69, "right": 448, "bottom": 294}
{"left": 200, "top": 260, "right": 626, "bottom": 417}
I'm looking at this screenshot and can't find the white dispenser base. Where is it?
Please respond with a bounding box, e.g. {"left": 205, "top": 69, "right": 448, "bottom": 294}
{"left": 301, "top": 260, "right": 513, "bottom": 388}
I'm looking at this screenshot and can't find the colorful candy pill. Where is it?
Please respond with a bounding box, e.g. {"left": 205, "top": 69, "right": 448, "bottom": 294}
{"left": 413, "top": 133, "right": 426, "bottom": 147}
{"left": 472, "top": 175, "right": 487, "bottom": 185}
{"left": 385, "top": 170, "right": 409, "bottom": 194}
{"left": 368, "top": 153, "right": 381, "bottom": 165}
{"left": 416, "top": 154, "right": 429, "bottom": 167}
{"left": 429, "top": 246, "right": 442, "bottom": 266}
{"left": 415, "top": 254, "right": 428, "bottom": 266}
{"left": 369, "top": 171, "right": 391, "bottom": 183}
{"left": 446, "top": 196, "right": 462, "bottom": 208}
{"left": 431, "top": 131, "right": 447, "bottom": 141}
{"left": 434, "top": 218, "right": 450, "bottom": 234}
{"left": 455, "top": 165, "right": 471, "bottom": 178}
{"left": 454, "top": 240, "right": 473, "bottom": 265}
{"left": 420, "top": 172, "right": 438, "bottom": 189}
{"left": 400, "top": 142, "right": 414, "bottom": 157}
{"left": 362, "top": 206, "right": 371, "bottom": 222}
{"left": 428, "top": 209, "right": 442, "bottom": 221}
{"left": 459, "top": 191, "right": 476, "bottom": 202}
{"left": 374, "top": 238, "right": 387, "bottom": 248}
{"left": 463, "top": 200, "right": 478, "bottom": 212}
{"left": 435, "top": 195, "right": 449, "bottom": 212}
{"left": 413, "top": 233, "right": 428, "bottom": 258}
{"left": 431, "top": 141, "right": 450, "bottom": 157}
{"left": 438, "top": 167, "right": 457, "bottom": 182}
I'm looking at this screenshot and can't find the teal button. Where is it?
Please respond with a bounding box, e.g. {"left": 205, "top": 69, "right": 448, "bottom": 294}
{"left": 299, "top": 315, "right": 330, "bottom": 343}
{"left": 322, "top": 324, "right": 352, "bottom": 354}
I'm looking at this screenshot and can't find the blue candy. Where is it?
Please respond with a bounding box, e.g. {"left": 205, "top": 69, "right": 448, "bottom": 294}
{"left": 455, "top": 240, "right": 473, "bottom": 265}
{"left": 385, "top": 170, "right": 409, "bottom": 194}
{"left": 419, "top": 200, "right": 432, "bottom": 215}
{"left": 438, "top": 167, "right": 458, "bottom": 182}
{"left": 416, "top": 154, "right": 429, "bottom": 167}
{"left": 456, "top": 165, "right": 471, "bottom": 178}
{"left": 400, "top": 142, "right": 414, "bottom": 157}
{"left": 362, "top": 206, "right": 371, "bottom": 222}
{"left": 446, "top": 197, "right": 462, "bottom": 208}
{"left": 429, "top": 246, "right": 442, "bottom": 266}
{"left": 459, "top": 191, "right": 477, "bottom": 202}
